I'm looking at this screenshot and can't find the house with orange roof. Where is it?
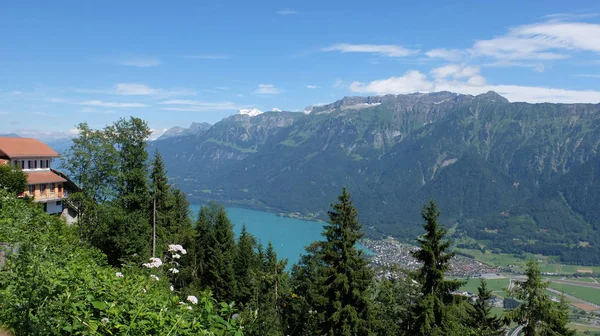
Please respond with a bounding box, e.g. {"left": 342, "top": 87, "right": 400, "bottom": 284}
{"left": 0, "top": 136, "right": 77, "bottom": 215}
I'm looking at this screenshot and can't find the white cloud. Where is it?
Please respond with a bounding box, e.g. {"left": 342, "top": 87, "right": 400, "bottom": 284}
{"left": 323, "top": 43, "right": 419, "bottom": 57}
{"left": 348, "top": 67, "right": 600, "bottom": 103}
{"left": 349, "top": 71, "right": 434, "bottom": 94}
{"left": 15, "top": 128, "right": 80, "bottom": 140}
{"left": 276, "top": 9, "right": 297, "bottom": 15}
{"left": 306, "top": 85, "right": 320, "bottom": 89}
{"left": 78, "top": 100, "right": 149, "bottom": 108}
{"left": 425, "top": 48, "right": 464, "bottom": 61}
{"left": 430, "top": 64, "right": 481, "bottom": 79}
{"left": 534, "top": 64, "right": 545, "bottom": 73}
{"left": 471, "top": 21, "right": 600, "bottom": 61}
{"left": 80, "top": 107, "right": 116, "bottom": 114}
{"left": 159, "top": 100, "right": 240, "bottom": 111}
{"left": 255, "top": 84, "right": 281, "bottom": 94}
{"left": 74, "top": 83, "right": 196, "bottom": 97}
{"left": 118, "top": 55, "right": 161, "bottom": 67}
{"left": 333, "top": 79, "right": 346, "bottom": 89}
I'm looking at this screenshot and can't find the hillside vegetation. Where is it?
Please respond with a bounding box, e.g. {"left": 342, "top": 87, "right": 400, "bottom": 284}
{"left": 151, "top": 91, "right": 600, "bottom": 265}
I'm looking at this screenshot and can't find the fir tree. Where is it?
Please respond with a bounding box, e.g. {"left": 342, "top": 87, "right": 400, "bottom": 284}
{"left": 507, "top": 260, "right": 575, "bottom": 336}
{"left": 205, "top": 204, "right": 237, "bottom": 302}
{"left": 470, "top": 280, "right": 504, "bottom": 335}
{"left": 410, "top": 200, "right": 464, "bottom": 335}
{"left": 234, "top": 224, "right": 257, "bottom": 304}
{"left": 318, "top": 187, "right": 374, "bottom": 336}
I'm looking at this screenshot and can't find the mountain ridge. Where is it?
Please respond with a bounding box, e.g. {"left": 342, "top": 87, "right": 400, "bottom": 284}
{"left": 151, "top": 91, "right": 600, "bottom": 265}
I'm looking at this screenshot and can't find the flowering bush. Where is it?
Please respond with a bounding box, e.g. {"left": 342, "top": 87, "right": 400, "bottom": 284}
{"left": 0, "top": 190, "right": 245, "bottom": 336}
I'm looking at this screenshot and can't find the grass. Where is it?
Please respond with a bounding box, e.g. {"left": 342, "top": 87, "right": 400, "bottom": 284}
{"left": 547, "top": 283, "right": 600, "bottom": 305}
{"left": 459, "top": 278, "right": 511, "bottom": 298}
{"left": 569, "top": 323, "right": 600, "bottom": 336}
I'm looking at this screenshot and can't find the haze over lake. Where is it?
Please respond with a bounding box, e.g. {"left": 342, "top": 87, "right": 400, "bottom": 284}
{"left": 189, "top": 205, "right": 326, "bottom": 267}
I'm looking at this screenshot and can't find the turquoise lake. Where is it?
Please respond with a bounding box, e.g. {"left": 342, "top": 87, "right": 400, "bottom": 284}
{"left": 189, "top": 205, "right": 326, "bottom": 267}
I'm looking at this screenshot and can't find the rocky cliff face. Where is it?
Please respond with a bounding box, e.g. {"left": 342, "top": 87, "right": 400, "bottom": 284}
{"left": 150, "top": 91, "right": 600, "bottom": 264}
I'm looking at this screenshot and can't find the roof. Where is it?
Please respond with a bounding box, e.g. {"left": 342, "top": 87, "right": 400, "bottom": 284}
{"left": 26, "top": 171, "right": 68, "bottom": 184}
{"left": 0, "top": 137, "right": 59, "bottom": 158}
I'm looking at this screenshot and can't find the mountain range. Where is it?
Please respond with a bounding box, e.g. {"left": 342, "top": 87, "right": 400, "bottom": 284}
{"left": 150, "top": 91, "right": 600, "bottom": 265}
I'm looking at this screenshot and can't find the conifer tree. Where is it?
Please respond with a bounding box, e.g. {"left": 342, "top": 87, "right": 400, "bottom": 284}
{"left": 205, "top": 204, "right": 237, "bottom": 302}
{"left": 507, "top": 260, "right": 575, "bottom": 336}
{"left": 149, "top": 150, "right": 171, "bottom": 256}
{"left": 234, "top": 224, "right": 257, "bottom": 304}
{"left": 470, "top": 279, "right": 504, "bottom": 335}
{"left": 317, "top": 187, "right": 374, "bottom": 336}
{"left": 409, "top": 200, "right": 464, "bottom": 335}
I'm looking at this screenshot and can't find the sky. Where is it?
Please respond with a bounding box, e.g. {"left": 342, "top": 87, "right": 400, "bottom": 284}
{"left": 1, "top": 0, "right": 600, "bottom": 139}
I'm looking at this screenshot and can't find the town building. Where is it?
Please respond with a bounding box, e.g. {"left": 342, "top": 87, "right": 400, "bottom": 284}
{"left": 0, "top": 136, "right": 76, "bottom": 215}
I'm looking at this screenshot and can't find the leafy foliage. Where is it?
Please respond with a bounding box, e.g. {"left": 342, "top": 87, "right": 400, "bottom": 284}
{"left": 0, "top": 164, "right": 27, "bottom": 195}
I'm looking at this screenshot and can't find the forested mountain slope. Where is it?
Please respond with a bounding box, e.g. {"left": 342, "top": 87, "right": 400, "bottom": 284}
{"left": 151, "top": 91, "right": 600, "bottom": 264}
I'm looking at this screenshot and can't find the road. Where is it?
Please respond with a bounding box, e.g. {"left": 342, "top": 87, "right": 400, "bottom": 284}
{"left": 508, "top": 325, "right": 523, "bottom": 336}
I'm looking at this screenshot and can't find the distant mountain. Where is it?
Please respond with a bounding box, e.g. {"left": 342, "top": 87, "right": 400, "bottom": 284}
{"left": 158, "top": 122, "right": 212, "bottom": 140}
{"left": 238, "top": 108, "right": 263, "bottom": 117}
{"left": 0, "top": 133, "right": 20, "bottom": 138}
{"left": 150, "top": 91, "right": 600, "bottom": 265}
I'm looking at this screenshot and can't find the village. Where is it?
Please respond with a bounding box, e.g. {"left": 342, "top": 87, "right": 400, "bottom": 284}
{"left": 362, "top": 237, "right": 500, "bottom": 278}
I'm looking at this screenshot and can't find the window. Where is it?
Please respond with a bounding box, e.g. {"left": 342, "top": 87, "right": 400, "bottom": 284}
{"left": 46, "top": 160, "right": 49, "bottom": 168}
{"left": 58, "top": 184, "right": 63, "bottom": 193}
{"left": 29, "top": 185, "right": 35, "bottom": 194}
{"left": 34, "top": 160, "right": 37, "bottom": 169}
{"left": 40, "top": 184, "right": 46, "bottom": 193}
{"left": 50, "top": 183, "right": 55, "bottom": 193}
{"left": 21, "top": 161, "right": 24, "bottom": 169}
{"left": 56, "top": 201, "right": 61, "bottom": 206}
{"left": 40, "top": 160, "right": 46, "bottom": 169}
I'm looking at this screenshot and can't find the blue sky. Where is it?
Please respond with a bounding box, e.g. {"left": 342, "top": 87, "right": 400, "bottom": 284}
{"left": 1, "top": 0, "right": 600, "bottom": 139}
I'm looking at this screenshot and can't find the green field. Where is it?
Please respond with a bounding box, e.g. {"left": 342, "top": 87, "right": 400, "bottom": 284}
{"left": 459, "top": 278, "right": 510, "bottom": 298}
{"left": 569, "top": 323, "right": 600, "bottom": 336}
{"left": 547, "top": 283, "right": 600, "bottom": 305}
{"left": 457, "top": 248, "right": 600, "bottom": 274}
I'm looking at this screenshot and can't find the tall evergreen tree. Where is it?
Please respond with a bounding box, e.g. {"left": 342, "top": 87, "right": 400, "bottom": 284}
{"left": 149, "top": 150, "right": 174, "bottom": 256}
{"left": 234, "top": 224, "right": 257, "bottom": 304}
{"left": 204, "top": 203, "right": 237, "bottom": 302}
{"left": 507, "top": 260, "right": 575, "bottom": 336}
{"left": 470, "top": 280, "right": 504, "bottom": 335}
{"left": 409, "top": 200, "right": 464, "bottom": 335}
{"left": 317, "top": 187, "right": 374, "bottom": 336}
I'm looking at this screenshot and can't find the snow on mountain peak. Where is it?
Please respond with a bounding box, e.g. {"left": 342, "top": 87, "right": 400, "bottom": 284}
{"left": 272, "top": 107, "right": 281, "bottom": 112}
{"left": 238, "top": 108, "right": 263, "bottom": 117}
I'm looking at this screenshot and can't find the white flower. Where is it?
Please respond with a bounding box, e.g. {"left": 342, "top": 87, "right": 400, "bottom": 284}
{"left": 186, "top": 305, "right": 193, "bottom": 310}
{"left": 170, "top": 285, "right": 174, "bottom": 291}
{"left": 178, "top": 301, "right": 185, "bottom": 305}
{"left": 169, "top": 268, "right": 179, "bottom": 274}
{"left": 142, "top": 257, "right": 163, "bottom": 268}
{"left": 150, "top": 274, "right": 160, "bottom": 281}
{"left": 101, "top": 317, "right": 109, "bottom": 324}
{"left": 142, "top": 288, "right": 147, "bottom": 293}
{"left": 186, "top": 295, "right": 198, "bottom": 305}
{"left": 180, "top": 248, "right": 187, "bottom": 255}
{"left": 172, "top": 253, "right": 181, "bottom": 259}
{"left": 115, "top": 272, "right": 124, "bottom": 278}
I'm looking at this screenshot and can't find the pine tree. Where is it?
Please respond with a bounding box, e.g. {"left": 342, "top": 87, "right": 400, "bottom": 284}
{"left": 410, "top": 200, "right": 464, "bottom": 335}
{"left": 470, "top": 280, "right": 504, "bottom": 335}
{"left": 317, "top": 187, "right": 374, "bottom": 336}
{"left": 204, "top": 204, "right": 237, "bottom": 302}
{"left": 234, "top": 224, "right": 257, "bottom": 304}
{"left": 253, "top": 242, "right": 288, "bottom": 336}
{"left": 150, "top": 150, "right": 171, "bottom": 256}
{"left": 507, "top": 260, "right": 575, "bottom": 336}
